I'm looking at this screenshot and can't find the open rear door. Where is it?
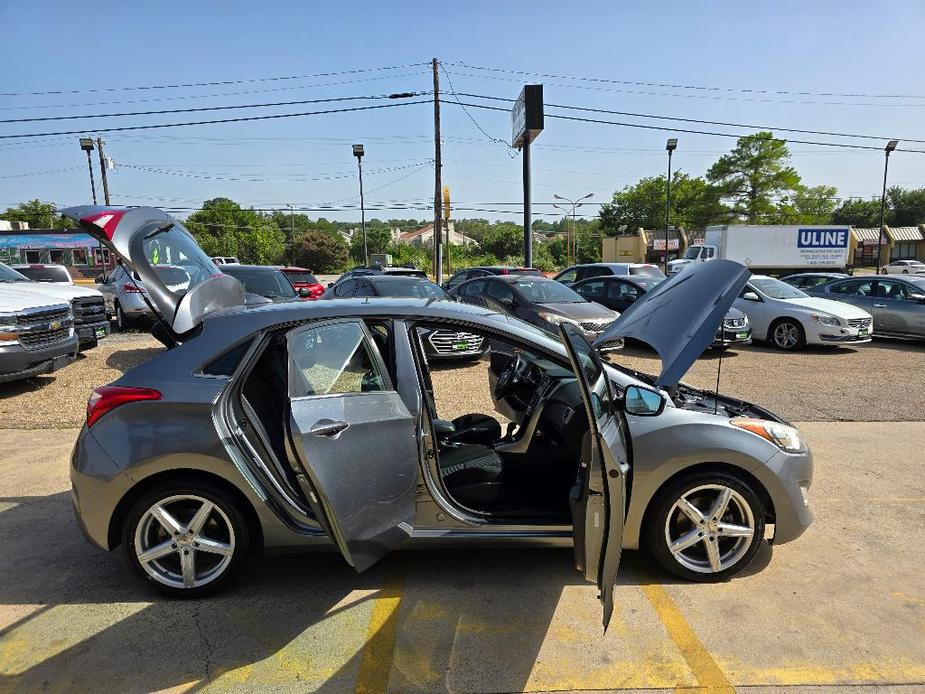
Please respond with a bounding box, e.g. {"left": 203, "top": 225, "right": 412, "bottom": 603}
{"left": 561, "top": 323, "right": 629, "bottom": 631}
{"left": 285, "top": 319, "right": 419, "bottom": 572}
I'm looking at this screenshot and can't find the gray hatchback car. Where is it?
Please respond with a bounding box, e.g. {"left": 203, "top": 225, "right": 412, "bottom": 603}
{"left": 63, "top": 206, "right": 813, "bottom": 628}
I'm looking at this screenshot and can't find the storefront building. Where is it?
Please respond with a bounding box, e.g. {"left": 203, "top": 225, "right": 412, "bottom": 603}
{"left": 602, "top": 227, "right": 690, "bottom": 264}
{"left": 0, "top": 228, "right": 111, "bottom": 276}
{"left": 850, "top": 225, "right": 925, "bottom": 268}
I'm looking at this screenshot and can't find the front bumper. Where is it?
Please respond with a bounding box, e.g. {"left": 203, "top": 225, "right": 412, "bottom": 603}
{"left": 712, "top": 325, "right": 753, "bottom": 347}
{"left": 752, "top": 445, "right": 814, "bottom": 545}
{"left": 75, "top": 320, "right": 110, "bottom": 348}
{"left": 0, "top": 336, "right": 79, "bottom": 383}
{"left": 806, "top": 321, "right": 872, "bottom": 345}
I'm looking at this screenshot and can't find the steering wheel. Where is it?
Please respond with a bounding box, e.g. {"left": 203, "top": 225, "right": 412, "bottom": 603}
{"left": 493, "top": 352, "right": 526, "bottom": 402}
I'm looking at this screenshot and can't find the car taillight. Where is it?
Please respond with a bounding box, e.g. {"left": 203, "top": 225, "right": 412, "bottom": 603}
{"left": 121, "top": 283, "right": 144, "bottom": 293}
{"left": 87, "top": 386, "right": 161, "bottom": 428}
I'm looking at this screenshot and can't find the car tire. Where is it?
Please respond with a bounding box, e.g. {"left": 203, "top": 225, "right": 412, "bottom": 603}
{"left": 644, "top": 470, "right": 766, "bottom": 582}
{"left": 902, "top": 269, "right": 909, "bottom": 274}
{"left": 114, "top": 301, "right": 133, "bottom": 332}
{"left": 769, "top": 318, "right": 806, "bottom": 350}
{"left": 122, "top": 480, "right": 251, "bottom": 598}
{"left": 880, "top": 268, "right": 888, "bottom": 275}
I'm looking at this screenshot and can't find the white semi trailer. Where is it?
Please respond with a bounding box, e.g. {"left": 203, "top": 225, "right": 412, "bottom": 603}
{"left": 667, "top": 225, "right": 851, "bottom": 275}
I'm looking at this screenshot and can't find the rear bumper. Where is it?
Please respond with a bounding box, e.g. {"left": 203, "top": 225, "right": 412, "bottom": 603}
{"left": 75, "top": 320, "right": 110, "bottom": 348}
{"left": 0, "top": 336, "right": 79, "bottom": 383}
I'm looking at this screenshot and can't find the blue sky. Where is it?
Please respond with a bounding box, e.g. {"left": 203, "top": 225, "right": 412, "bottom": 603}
{"left": 2, "top": 1, "right": 924, "bottom": 224}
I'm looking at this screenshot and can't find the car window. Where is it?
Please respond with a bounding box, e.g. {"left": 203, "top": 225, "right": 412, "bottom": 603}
{"left": 749, "top": 277, "right": 808, "bottom": 299}
{"left": 283, "top": 271, "right": 318, "bottom": 284}
{"left": 579, "top": 266, "right": 610, "bottom": 280}
{"left": 485, "top": 281, "right": 515, "bottom": 304}
{"left": 828, "top": 279, "right": 873, "bottom": 297}
{"left": 628, "top": 265, "right": 665, "bottom": 278}
{"left": 289, "top": 322, "right": 387, "bottom": 398}
{"left": 333, "top": 279, "right": 357, "bottom": 297}
{"left": 513, "top": 279, "right": 585, "bottom": 303}
{"left": 354, "top": 280, "right": 376, "bottom": 297}
{"left": 611, "top": 281, "right": 641, "bottom": 301}
{"left": 459, "top": 279, "right": 486, "bottom": 296}
{"left": 876, "top": 281, "right": 913, "bottom": 301}
{"left": 445, "top": 271, "right": 467, "bottom": 288}
{"left": 575, "top": 278, "right": 607, "bottom": 301}
{"left": 556, "top": 268, "right": 578, "bottom": 283}
{"left": 222, "top": 267, "right": 296, "bottom": 299}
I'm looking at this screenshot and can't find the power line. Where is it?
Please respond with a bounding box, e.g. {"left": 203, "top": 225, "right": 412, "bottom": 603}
{"left": 0, "top": 100, "right": 431, "bottom": 140}
{"left": 441, "top": 100, "right": 925, "bottom": 153}
{"left": 451, "top": 92, "right": 925, "bottom": 144}
{"left": 118, "top": 160, "right": 432, "bottom": 184}
{"left": 446, "top": 61, "right": 925, "bottom": 101}
{"left": 0, "top": 166, "right": 83, "bottom": 179}
{"left": 438, "top": 63, "right": 515, "bottom": 156}
{"left": 1, "top": 62, "right": 429, "bottom": 97}
{"left": 0, "top": 93, "right": 426, "bottom": 124}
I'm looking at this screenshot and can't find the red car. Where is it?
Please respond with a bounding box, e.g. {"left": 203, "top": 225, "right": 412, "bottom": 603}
{"left": 279, "top": 266, "right": 324, "bottom": 300}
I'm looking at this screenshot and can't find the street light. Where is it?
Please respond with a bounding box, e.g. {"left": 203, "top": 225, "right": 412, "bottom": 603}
{"left": 79, "top": 137, "right": 97, "bottom": 204}
{"left": 553, "top": 193, "right": 593, "bottom": 264}
{"left": 876, "top": 139, "right": 899, "bottom": 274}
{"left": 352, "top": 144, "right": 367, "bottom": 266}
{"left": 664, "top": 138, "right": 678, "bottom": 274}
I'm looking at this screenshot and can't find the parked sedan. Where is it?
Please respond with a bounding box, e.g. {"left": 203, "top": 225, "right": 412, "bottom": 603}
{"left": 572, "top": 275, "right": 752, "bottom": 348}
{"left": 442, "top": 265, "right": 542, "bottom": 291}
{"left": 734, "top": 275, "right": 873, "bottom": 350}
{"left": 279, "top": 267, "right": 324, "bottom": 300}
{"left": 219, "top": 265, "right": 300, "bottom": 302}
{"left": 781, "top": 272, "right": 849, "bottom": 290}
{"left": 553, "top": 263, "right": 665, "bottom": 287}
{"left": 880, "top": 260, "right": 925, "bottom": 275}
{"left": 96, "top": 262, "right": 192, "bottom": 330}
{"left": 804, "top": 275, "right": 925, "bottom": 340}
{"left": 61, "top": 206, "right": 813, "bottom": 623}
{"left": 449, "top": 274, "right": 619, "bottom": 341}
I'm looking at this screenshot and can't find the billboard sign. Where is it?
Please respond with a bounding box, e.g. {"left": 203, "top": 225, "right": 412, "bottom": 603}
{"left": 652, "top": 239, "right": 680, "bottom": 251}
{"left": 511, "top": 84, "right": 544, "bottom": 149}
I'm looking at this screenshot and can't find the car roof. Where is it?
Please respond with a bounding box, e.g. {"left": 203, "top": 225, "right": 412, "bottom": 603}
{"left": 221, "top": 264, "right": 282, "bottom": 272}
{"left": 785, "top": 272, "right": 846, "bottom": 277}
{"left": 279, "top": 266, "right": 313, "bottom": 272}
{"left": 365, "top": 274, "right": 434, "bottom": 283}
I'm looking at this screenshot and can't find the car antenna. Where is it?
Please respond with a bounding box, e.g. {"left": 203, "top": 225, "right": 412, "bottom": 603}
{"left": 713, "top": 327, "right": 725, "bottom": 415}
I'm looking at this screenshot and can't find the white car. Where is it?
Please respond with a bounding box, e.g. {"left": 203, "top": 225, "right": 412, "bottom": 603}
{"left": 734, "top": 275, "right": 873, "bottom": 350}
{"left": 0, "top": 263, "right": 109, "bottom": 349}
{"left": 881, "top": 260, "right": 925, "bottom": 275}
{"left": 211, "top": 256, "right": 240, "bottom": 265}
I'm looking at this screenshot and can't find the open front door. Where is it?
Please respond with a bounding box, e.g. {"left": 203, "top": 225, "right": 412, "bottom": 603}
{"left": 561, "top": 323, "right": 629, "bottom": 631}
{"left": 286, "top": 319, "right": 419, "bottom": 572}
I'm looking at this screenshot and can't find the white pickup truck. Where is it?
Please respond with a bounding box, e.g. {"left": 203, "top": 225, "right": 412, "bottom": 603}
{"left": 0, "top": 285, "right": 78, "bottom": 384}
{"left": 668, "top": 225, "right": 851, "bottom": 276}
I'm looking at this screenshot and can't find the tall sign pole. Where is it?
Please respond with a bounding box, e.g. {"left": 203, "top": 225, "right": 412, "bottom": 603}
{"left": 432, "top": 58, "right": 443, "bottom": 284}
{"left": 96, "top": 136, "right": 111, "bottom": 205}
{"left": 511, "top": 85, "right": 543, "bottom": 268}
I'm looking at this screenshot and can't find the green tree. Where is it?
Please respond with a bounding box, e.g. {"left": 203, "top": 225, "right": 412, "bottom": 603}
{"left": 888, "top": 187, "right": 925, "bottom": 226}
{"left": 832, "top": 198, "right": 884, "bottom": 228}
{"left": 185, "top": 197, "right": 285, "bottom": 264}
{"left": 706, "top": 132, "right": 801, "bottom": 223}
{"left": 598, "top": 173, "right": 725, "bottom": 235}
{"left": 3, "top": 199, "right": 68, "bottom": 229}
{"left": 771, "top": 184, "right": 839, "bottom": 224}
{"left": 291, "top": 229, "right": 349, "bottom": 272}
{"left": 481, "top": 222, "right": 523, "bottom": 259}
{"left": 349, "top": 222, "right": 393, "bottom": 263}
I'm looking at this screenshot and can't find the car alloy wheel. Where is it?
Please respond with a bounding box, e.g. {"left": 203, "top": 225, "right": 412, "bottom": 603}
{"left": 115, "top": 302, "right": 128, "bottom": 331}
{"left": 664, "top": 484, "right": 755, "bottom": 574}
{"left": 134, "top": 494, "right": 235, "bottom": 590}
{"left": 771, "top": 319, "right": 804, "bottom": 350}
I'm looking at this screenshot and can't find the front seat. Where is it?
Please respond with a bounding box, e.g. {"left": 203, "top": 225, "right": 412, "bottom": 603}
{"left": 438, "top": 444, "right": 504, "bottom": 509}
{"left": 447, "top": 414, "right": 502, "bottom": 446}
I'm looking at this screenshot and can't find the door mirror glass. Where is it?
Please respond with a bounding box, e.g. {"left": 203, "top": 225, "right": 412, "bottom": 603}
{"left": 910, "top": 292, "right": 925, "bottom": 303}
{"left": 623, "top": 385, "right": 664, "bottom": 416}
{"left": 742, "top": 291, "right": 761, "bottom": 302}
{"left": 94, "top": 275, "right": 103, "bottom": 284}
{"left": 298, "top": 287, "right": 310, "bottom": 298}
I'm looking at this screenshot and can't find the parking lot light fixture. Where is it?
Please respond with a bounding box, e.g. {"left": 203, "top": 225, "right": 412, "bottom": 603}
{"left": 876, "top": 140, "right": 899, "bottom": 275}
{"left": 554, "top": 193, "right": 593, "bottom": 265}
{"left": 79, "top": 137, "right": 97, "bottom": 205}
{"left": 664, "top": 139, "right": 678, "bottom": 274}
{"left": 352, "top": 144, "right": 367, "bottom": 266}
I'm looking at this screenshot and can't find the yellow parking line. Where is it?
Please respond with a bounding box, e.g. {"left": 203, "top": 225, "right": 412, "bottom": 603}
{"left": 641, "top": 584, "right": 734, "bottom": 693}
{"left": 355, "top": 562, "right": 406, "bottom": 694}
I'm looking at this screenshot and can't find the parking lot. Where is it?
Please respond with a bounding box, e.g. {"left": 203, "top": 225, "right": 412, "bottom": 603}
{"left": 0, "top": 333, "right": 923, "bottom": 692}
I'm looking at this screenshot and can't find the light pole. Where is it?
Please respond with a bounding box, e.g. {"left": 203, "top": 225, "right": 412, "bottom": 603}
{"left": 876, "top": 139, "right": 899, "bottom": 274}
{"left": 664, "top": 138, "right": 678, "bottom": 274}
{"left": 353, "top": 144, "right": 368, "bottom": 266}
{"left": 553, "top": 193, "right": 593, "bottom": 265}
{"left": 79, "top": 138, "right": 97, "bottom": 204}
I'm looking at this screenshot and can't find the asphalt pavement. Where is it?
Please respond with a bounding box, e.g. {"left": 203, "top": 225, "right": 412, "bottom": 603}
{"left": 0, "top": 422, "right": 922, "bottom": 693}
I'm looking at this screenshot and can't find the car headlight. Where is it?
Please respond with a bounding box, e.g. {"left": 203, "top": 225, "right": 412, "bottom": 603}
{"left": 538, "top": 311, "right": 568, "bottom": 326}
{"left": 730, "top": 417, "right": 806, "bottom": 453}
{"left": 810, "top": 313, "right": 840, "bottom": 327}
{"left": 0, "top": 313, "right": 18, "bottom": 344}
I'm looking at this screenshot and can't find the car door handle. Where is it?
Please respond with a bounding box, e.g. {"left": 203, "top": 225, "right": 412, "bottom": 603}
{"left": 873, "top": 303, "right": 887, "bottom": 308}
{"left": 310, "top": 419, "right": 349, "bottom": 437}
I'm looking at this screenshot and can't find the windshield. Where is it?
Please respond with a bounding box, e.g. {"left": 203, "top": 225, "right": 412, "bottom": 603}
{"left": 139, "top": 222, "right": 219, "bottom": 300}
{"left": 283, "top": 271, "right": 318, "bottom": 284}
{"left": 0, "top": 263, "right": 30, "bottom": 282}
{"left": 751, "top": 277, "right": 808, "bottom": 300}
{"left": 630, "top": 265, "right": 666, "bottom": 278}
{"left": 384, "top": 269, "right": 426, "bottom": 277}
{"left": 631, "top": 277, "right": 664, "bottom": 291}
{"left": 372, "top": 278, "right": 449, "bottom": 298}
{"left": 683, "top": 246, "right": 702, "bottom": 260}
{"left": 514, "top": 279, "right": 585, "bottom": 304}
{"left": 13, "top": 266, "right": 71, "bottom": 283}
{"left": 221, "top": 267, "right": 297, "bottom": 300}
{"left": 907, "top": 277, "right": 925, "bottom": 289}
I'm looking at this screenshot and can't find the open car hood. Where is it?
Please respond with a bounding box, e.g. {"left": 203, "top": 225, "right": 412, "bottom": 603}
{"left": 593, "top": 259, "right": 750, "bottom": 387}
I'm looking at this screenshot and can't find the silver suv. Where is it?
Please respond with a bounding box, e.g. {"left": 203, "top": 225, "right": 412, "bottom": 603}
{"left": 96, "top": 263, "right": 191, "bottom": 330}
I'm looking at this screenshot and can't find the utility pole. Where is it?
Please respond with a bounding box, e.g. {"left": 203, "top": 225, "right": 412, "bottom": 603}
{"left": 876, "top": 140, "right": 899, "bottom": 274}
{"left": 432, "top": 58, "right": 443, "bottom": 284}
{"left": 96, "top": 136, "right": 111, "bottom": 205}
{"left": 287, "top": 203, "right": 295, "bottom": 263}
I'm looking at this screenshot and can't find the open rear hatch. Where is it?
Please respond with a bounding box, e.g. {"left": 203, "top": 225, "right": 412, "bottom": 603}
{"left": 61, "top": 206, "right": 245, "bottom": 339}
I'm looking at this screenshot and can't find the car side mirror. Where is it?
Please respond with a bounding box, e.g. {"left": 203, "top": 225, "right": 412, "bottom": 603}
{"left": 94, "top": 275, "right": 103, "bottom": 284}
{"left": 298, "top": 287, "right": 310, "bottom": 298}
{"left": 910, "top": 292, "right": 925, "bottom": 303}
{"left": 742, "top": 291, "right": 761, "bottom": 302}
{"left": 622, "top": 385, "right": 665, "bottom": 416}
{"left": 327, "top": 282, "right": 334, "bottom": 288}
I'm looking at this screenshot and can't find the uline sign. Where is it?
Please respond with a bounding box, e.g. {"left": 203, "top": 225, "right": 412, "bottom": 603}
{"left": 797, "top": 228, "right": 849, "bottom": 249}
